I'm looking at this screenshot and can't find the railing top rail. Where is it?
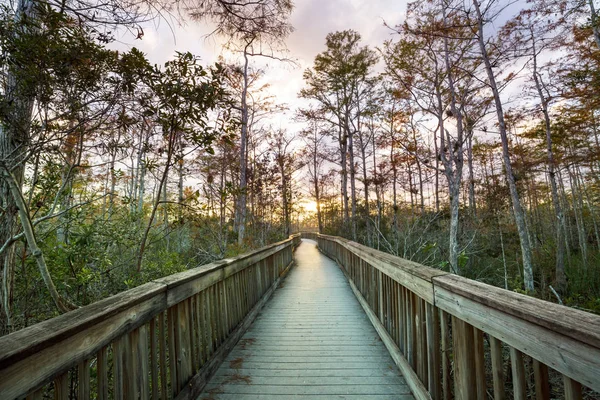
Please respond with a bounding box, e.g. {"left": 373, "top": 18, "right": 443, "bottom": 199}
{"left": 0, "top": 235, "right": 298, "bottom": 371}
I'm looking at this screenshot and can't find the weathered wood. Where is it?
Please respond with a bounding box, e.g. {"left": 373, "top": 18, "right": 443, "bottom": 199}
{"left": 0, "top": 282, "right": 165, "bottom": 371}
{"left": 489, "top": 335, "right": 505, "bottom": 400}
{"left": 425, "top": 302, "right": 441, "bottom": 400}
{"left": 0, "top": 288, "right": 164, "bottom": 399}
{"left": 473, "top": 328, "right": 486, "bottom": 400}
{"left": 406, "top": 290, "right": 416, "bottom": 369}
{"left": 417, "top": 298, "right": 427, "bottom": 384}
{"left": 150, "top": 317, "right": 159, "bottom": 400}
{"left": 440, "top": 310, "right": 451, "bottom": 400}
{"left": 158, "top": 312, "right": 167, "bottom": 400}
{"left": 77, "top": 359, "right": 90, "bottom": 400}
{"left": 113, "top": 336, "right": 124, "bottom": 400}
{"left": 124, "top": 331, "right": 135, "bottom": 399}
{"left": 138, "top": 324, "right": 149, "bottom": 400}
{"left": 533, "top": 360, "right": 550, "bottom": 400}
{"left": 510, "top": 347, "right": 526, "bottom": 400}
{"left": 54, "top": 373, "right": 69, "bottom": 400}
{"left": 176, "top": 301, "right": 191, "bottom": 390}
{"left": 452, "top": 316, "right": 476, "bottom": 400}
{"left": 433, "top": 273, "right": 600, "bottom": 350}
{"left": 97, "top": 346, "right": 108, "bottom": 400}
{"left": 563, "top": 376, "right": 582, "bottom": 400}
{"left": 434, "top": 283, "right": 600, "bottom": 392}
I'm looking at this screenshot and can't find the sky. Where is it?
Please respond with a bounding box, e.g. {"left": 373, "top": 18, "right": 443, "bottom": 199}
{"left": 113, "top": 0, "right": 407, "bottom": 131}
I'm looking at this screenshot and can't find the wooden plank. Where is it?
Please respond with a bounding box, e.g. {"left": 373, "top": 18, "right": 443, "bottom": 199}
{"left": 97, "top": 346, "right": 108, "bottom": 400}
{"left": 406, "top": 291, "right": 416, "bottom": 369}
{"left": 433, "top": 274, "right": 600, "bottom": 350}
{"left": 168, "top": 307, "right": 178, "bottom": 396}
{"left": 207, "top": 375, "right": 407, "bottom": 386}
{"left": 0, "top": 288, "right": 165, "bottom": 399}
{"left": 113, "top": 336, "right": 124, "bottom": 400}
{"left": 124, "top": 331, "right": 135, "bottom": 399}
{"left": 0, "top": 282, "right": 165, "bottom": 370}
{"left": 489, "top": 336, "right": 505, "bottom": 400}
{"left": 473, "top": 327, "right": 486, "bottom": 400}
{"left": 434, "top": 283, "right": 600, "bottom": 392}
{"left": 138, "top": 324, "right": 149, "bottom": 400}
{"left": 150, "top": 317, "right": 159, "bottom": 400}
{"left": 202, "top": 383, "right": 410, "bottom": 395}
{"left": 510, "top": 347, "right": 526, "bottom": 400}
{"left": 533, "top": 360, "right": 550, "bottom": 400}
{"left": 563, "top": 376, "right": 582, "bottom": 400}
{"left": 158, "top": 312, "right": 168, "bottom": 400}
{"left": 54, "top": 373, "right": 69, "bottom": 400}
{"left": 417, "top": 298, "right": 427, "bottom": 384}
{"left": 77, "top": 359, "right": 90, "bottom": 400}
{"left": 189, "top": 297, "right": 198, "bottom": 374}
{"left": 452, "top": 316, "right": 476, "bottom": 400}
{"left": 425, "top": 302, "right": 441, "bottom": 400}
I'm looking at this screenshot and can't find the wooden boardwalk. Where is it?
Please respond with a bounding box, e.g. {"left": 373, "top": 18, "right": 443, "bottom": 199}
{"left": 199, "top": 239, "right": 413, "bottom": 400}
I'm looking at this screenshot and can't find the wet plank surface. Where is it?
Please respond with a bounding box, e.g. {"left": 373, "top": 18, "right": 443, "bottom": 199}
{"left": 198, "top": 239, "right": 413, "bottom": 400}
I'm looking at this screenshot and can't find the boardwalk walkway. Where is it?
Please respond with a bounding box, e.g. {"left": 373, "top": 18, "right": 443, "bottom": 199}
{"left": 199, "top": 239, "right": 413, "bottom": 399}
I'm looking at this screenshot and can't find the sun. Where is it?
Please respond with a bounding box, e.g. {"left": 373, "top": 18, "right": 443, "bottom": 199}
{"left": 300, "top": 200, "right": 318, "bottom": 214}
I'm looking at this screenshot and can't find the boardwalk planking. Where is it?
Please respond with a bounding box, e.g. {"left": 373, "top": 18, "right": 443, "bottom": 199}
{"left": 198, "top": 239, "right": 413, "bottom": 400}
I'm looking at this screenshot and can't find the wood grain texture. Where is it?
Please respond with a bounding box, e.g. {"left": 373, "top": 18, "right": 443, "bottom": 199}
{"left": 489, "top": 335, "right": 505, "bottom": 400}
{"left": 433, "top": 274, "right": 600, "bottom": 350}
{"left": 434, "top": 284, "right": 600, "bottom": 392}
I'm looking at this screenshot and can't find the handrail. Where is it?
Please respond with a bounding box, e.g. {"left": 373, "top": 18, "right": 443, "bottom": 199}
{"left": 0, "top": 233, "right": 301, "bottom": 399}
{"left": 311, "top": 233, "right": 600, "bottom": 400}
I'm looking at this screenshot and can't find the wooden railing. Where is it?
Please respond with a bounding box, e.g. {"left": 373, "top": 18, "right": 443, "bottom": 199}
{"left": 312, "top": 233, "right": 600, "bottom": 400}
{"left": 0, "top": 234, "right": 301, "bottom": 400}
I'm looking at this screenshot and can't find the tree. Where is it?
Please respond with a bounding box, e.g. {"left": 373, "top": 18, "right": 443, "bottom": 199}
{"left": 300, "top": 30, "right": 378, "bottom": 241}
{"left": 136, "top": 53, "right": 225, "bottom": 271}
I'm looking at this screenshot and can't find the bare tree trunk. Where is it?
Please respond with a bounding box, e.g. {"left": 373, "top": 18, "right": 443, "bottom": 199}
{"left": 2, "top": 169, "right": 77, "bottom": 313}
{"left": 439, "top": 12, "right": 465, "bottom": 275}
{"left": 531, "top": 34, "right": 566, "bottom": 291}
{"left": 567, "top": 164, "right": 588, "bottom": 268}
{"left": 338, "top": 123, "right": 349, "bottom": 227}
{"left": 359, "top": 132, "right": 370, "bottom": 244}
{"left": 473, "top": 0, "right": 534, "bottom": 291}
{"left": 467, "top": 132, "right": 476, "bottom": 217}
{"left": 0, "top": 0, "right": 37, "bottom": 329}
{"left": 347, "top": 121, "right": 357, "bottom": 241}
{"left": 235, "top": 45, "right": 251, "bottom": 245}
{"left": 137, "top": 127, "right": 176, "bottom": 271}
{"left": 371, "top": 126, "right": 382, "bottom": 249}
